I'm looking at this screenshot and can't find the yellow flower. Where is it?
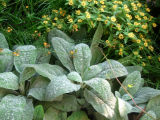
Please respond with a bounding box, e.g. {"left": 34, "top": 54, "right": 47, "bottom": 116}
{"left": 105, "top": 40, "right": 110, "bottom": 44}
{"left": 97, "top": 17, "right": 101, "bottom": 21}
{"left": 148, "top": 45, "right": 154, "bottom": 51}
{"left": 57, "top": 24, "right": 62, "bottom": 29}
{"left": 144, "top": 42, "right": 148, "bottom": 47}
{"left": 100, "top": 0, "right": 104, "bottom": 4}
{"left": 73, "top": 24, "right": 78, "bottom": 31}
{"left": 81, "top": 1, "right": 86, "bottom": 7}
{"left": 128, "top": 84, "right": 133, "bottom": 88}
{"left": 111, "top": 16, "right": 116, "bottom": 22}
{"left": 126, "top": 14, "right": 132, "bottom": 20}
{"left": 128, "top": 32, "right": 135, "bottom": 38}
{"left": 133, "top": 6, "right": 137, "bottom": 11}
{"left": 119, "top": 48, "right": 123, "bottom": 52}
{"left": 142, "top": 24, "right": 148, "bottom": 29}
{"left": 148, "top": 56, "right": 152, "bottom": 59}
{"left": 119, "top": 51, "right": 123, "bottom": 56}
{"left": 143, "top": 16, "right": 148, "bottom": 20}
{"left": 135, "top": 28, "right": 139, "bottom": 32}
{"left": 113, "top": 5, "right": 117, "bottom": 9}
{"left": 68, "top": 18, "right": 73, "bottom": 23}
{"left": 152, "top": 23, "right": 157, "bottom": 27}
{"left": 139, "top": 12, "right": 144, "bottom": 16}
{"left": 137, "top": 3, "right": 142, "bottom": 7}
{"left": 13, "top": 52, "right": 20, "bottom": 56}
{"left": 104, "top": 20, "right": 108, "bottom": 24}
{"left": 120, "top": 44, "right": 124, "bottom": 48}
{"left": 69, "top": 0, "right": 74, "bottom": 5}
{"left": 78, "top": 19, "right": 83, "bottom": 23}
{"left": 94, "top": 0, "right": 98, "bottom": 4}
{"left": 26, "top": 6, "right": 29, "bottom": 8}
{"left": 137, "top": 39, "right": 141, "bottom": 43}
{"left": 139, "top": 46, "right": 143, "bottom": 50}
{"left": 142, "top": 62, "right": 146, "bottom": 66}
{"left": 134, "top": 22, "right": 140, "bottom": 26}
{"left": 133, "top": 51, "right": 138, "bottom": 55}
{"left": 2, "top": 2, "right": 6, "bottom": 7}
{"left": 146, "top": 8, "right": 150, "bottom": 12}
{"left": 119, "top": 34, "right": 124, "bottom": 39}
{"left": 125, "top": 8, "right": 130, "bottom": 12}
{"left": 88, "top": 0, "right": 92, "bottom": 2}
{"left": 43, "top": 20, "right": 48, "bottom": 24}
{"left": 117, "top": 24, "right": 121, "bottom": 30}
{"left": 54, "top": 17, "right": 58, "bottom": 21}
{"left": 124, "top": 4, "right": 128, "bottom": 9}
{"left": 85, "top": 11, "right": 91, "bottom": 19}
{"left": 76, "top": 10, "right": 81, "bottom": 15}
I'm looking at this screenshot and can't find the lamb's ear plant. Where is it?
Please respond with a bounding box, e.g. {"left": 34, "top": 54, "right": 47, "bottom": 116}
{"left": 1, "top": 30, "right": 160, "bottom": 120}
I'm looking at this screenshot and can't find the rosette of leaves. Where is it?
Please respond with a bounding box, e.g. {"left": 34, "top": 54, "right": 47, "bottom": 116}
{"left": 0, "top": 32, "right": 52, "bottom": 120}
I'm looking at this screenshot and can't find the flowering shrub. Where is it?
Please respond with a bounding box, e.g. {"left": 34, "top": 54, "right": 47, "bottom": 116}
{"left": 40, "top": 0, "right": 159, "bottom": 69}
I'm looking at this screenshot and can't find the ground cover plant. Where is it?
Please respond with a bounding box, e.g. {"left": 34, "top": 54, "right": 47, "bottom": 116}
{"left": 1, "top": 29, "right": 160, "bottom": 120}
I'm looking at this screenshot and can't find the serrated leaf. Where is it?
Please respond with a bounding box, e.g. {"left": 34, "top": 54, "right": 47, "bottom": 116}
{"left": 43, "top": 107, "right": 67, "bottom": 120}
{"left": 51, "top": 94, "right": 80, "bottom": 112}
{"left": 140, "top": 111, "right": 156, "bottom": 120}
{"left": 14, "top": 45, "right": 37, "bottom": 73}
{"left": 33, "top": 105, "right": 44, "bottom": 120}
{"left": 129, "top": 87, "right": 160, "bottom": 105}
{"left": 84, "top": 89, "right": 117, "bottom": 119}
{"left": 20, "top": 63, "right": 65, "bottom": 83}
{"left": 0, "top": 33, "right": 9, "bottom": 48}
{"left": 48, "top": 28, "right": 74, "bottom": 43}
{"left": 45, "top": 75, "right": 81, "bottom": 101}
{"left": 67, "top": 111, "right": 90, "bottom": 120}
{"left": 67, "top": 72, "right": 82, "bottom": 83}
{"left": 146, "top": 95, "right": 160, "bottom": 119}
{"left": 0, "top": 49, "right": 13, "bottom": 72}
{"left": 83, "top": 65, "right": 102, "bottom": 80}
{"left": 119, "top": 71, "right": 143, "bottom": 96}
{"left": 90, "top": 22, "right": 103, "bottom": 65}
{"left": 126, "top": 66, "right": 142, "bottom": 74}
{"left": 73, "top": 43, "right": 92, "bottom": 76}
{"left": 0, "top": 72, "right": 19, "bottom": 90}
{"left": 36, "top": 47, "right": 51, "bottom": 64}
{"left": 51, "top": 37, "right": 75, "bottom": 71}
{"left": 0, "top": 95, "right": 34, "bottom": 120}
{"left": 97, "top": 60, "right": 128, "bottom": 79}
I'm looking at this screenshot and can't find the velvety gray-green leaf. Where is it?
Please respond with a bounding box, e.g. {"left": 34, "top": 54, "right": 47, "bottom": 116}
{"left": 48, "top": 28, "right": 74, "bottom": 43}
{"left": 28, "top": 76, "right": 50, "bottom": 101}
{"left": 90, "top": 22, "right": 103, "bottom": 65}
{"left": 73, "top": 43, "right": 92, "bottom": 76}
{"left": 20, "top": 63, "right": 65, "bottom": 83}
{"left": 83, "top": 65, "right": 102, "bottom": 80}
{"left": 51, "top": 37, "right": 75, "bottom": 71}
{"left": 146, "top": 95, "right": 160, "bottom": 119}
{"left": 140, "top": 111, "right": 156, "bottom": 120}
{"left": 14, "top": 45, "right": 37, "bottom": 73}
{"left": 119, "top": 71, "right": 143, "bottom": 96}
{"left": 43, "top": 107, "right": 67, "bottom": 120}
{"left": 51, "top": 94, "right": 80, "bottom": 112}
{"left": 33, "top": 105, "right": 44, "bottom": 120}
{"left": 67, "top": 72, "right": 82, "bottom": 83}
{"left": 126, "top": 66, "right": 142, "bottom": 74}
{"left": 129, "top": 87, "right": 160, "bottom": 105}
{"left": 0, "top": 95, "right": 34, "bottom": 120}
{"left": 45, "top": 75, "right": 81, "bottom": 101}
{"left": 67, "top": 110, "right": 90, "bottom": 120}
{"left": 0, "top": 49, "right": 13, "bottom": 73}
{"left": 84, "top": 78, "right": 116, "bottom": 108}
{"left": 0, "top": 33, "right": 9, "bottom": 48}
{"left": 36, "top": 47, "right": 51, "bottom": 64}
{"left": 117, "top": 97, "right": 132, "bottom": 119}
{"left": 97, "top": 60, "right": 128, "bottom": 79}
{"left": 130, "top": 103, "right": 146, "bottom": 113}
{"left": 0, "top": 72, "right": 19, "bottom": 90}
{"left": 84, "top": 89, "right": 116, "bottom": 119}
